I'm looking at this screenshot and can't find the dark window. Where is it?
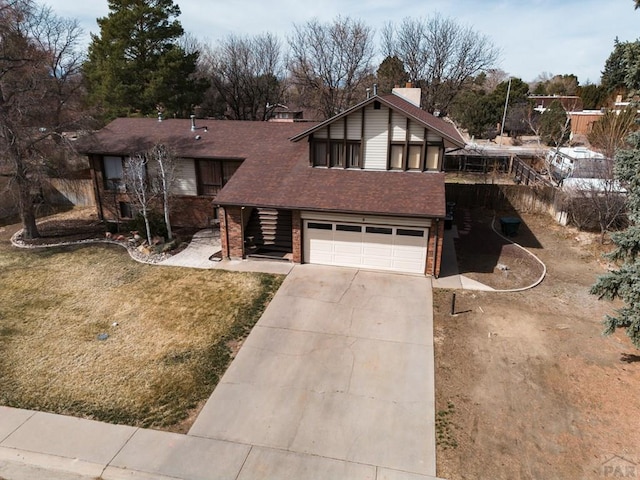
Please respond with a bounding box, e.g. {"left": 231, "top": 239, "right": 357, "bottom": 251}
{"left": 313, "top": 141, "right": 328, "bottom": 167}
{"left": 373, "top": 101, "right": 381, "bottom": 110}
{"left": 197, "top": 160, "right": 241, "bottom": 196}
{"left": 223, "top": 161, "right": 242, "bottom": 184}
{"left": 336, "top": 224, "right": 361, "bottom": 232}
{"left": 330, "top": 141, "right": 345, "bottom": 168}
{"left": 307, "top": 222, "right": 332, "bottom": 230}
{"left": 103, "top": 156, "right": 124, "bottom": 191}
{"left": 397, "top": 228, "right": 424, "bottom": 237}
{"left": 366, "top": 226, "right": 392, "bottom": 235}
{"left": 197, "top": 160, "right": 222, "bottom": 196}
{"left": 347, "top": 142, "right": 361, "bottom": 168}
{"left": 119, "top": 202, "right": 134, "bottom": 219}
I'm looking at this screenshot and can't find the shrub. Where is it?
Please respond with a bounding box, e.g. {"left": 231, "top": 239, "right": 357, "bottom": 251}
{"left": 127, "top": 211, "right": 167, "bottom": 240}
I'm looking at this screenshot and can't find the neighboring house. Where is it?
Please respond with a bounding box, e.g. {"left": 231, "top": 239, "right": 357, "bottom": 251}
{"left": 568, "top": 110, "right": 604, "bottom": 136}
{"left": 81, "top": 89, "right": 465, "bottom": 276}
{"left": 529, "top": 95, "right": 583, "bottom": 113}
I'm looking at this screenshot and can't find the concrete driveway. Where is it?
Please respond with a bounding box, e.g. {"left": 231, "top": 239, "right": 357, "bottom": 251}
{"left": 189, "top": 264, "right": 439, "bottom": 478}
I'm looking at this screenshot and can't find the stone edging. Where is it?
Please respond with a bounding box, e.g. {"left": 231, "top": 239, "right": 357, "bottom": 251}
{"left": 10, "top": 229, "right": 169, "bottom": 265}
{"left": 489, "top": 216, "right": 547, "bottom": 292}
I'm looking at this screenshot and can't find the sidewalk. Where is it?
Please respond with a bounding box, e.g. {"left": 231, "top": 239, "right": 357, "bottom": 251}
{"left": 0, "top": 405, "right": 443, "bottom": 479}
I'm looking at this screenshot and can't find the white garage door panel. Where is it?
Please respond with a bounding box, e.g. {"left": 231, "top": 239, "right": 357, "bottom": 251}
{"left": 303, "top": 219, "right": 428, "bottom": 274}
{"left": 306, "top": 223, "right": 333, "bottom": 264}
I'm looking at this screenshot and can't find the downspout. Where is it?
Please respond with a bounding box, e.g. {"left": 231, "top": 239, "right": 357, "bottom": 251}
{"left": 223, "top": 206, "right": 230, "bottom": 259}
{"left": 433, "top": 218, "right": 440, "bottom": 278}
{"left": 240, "top": 206, "right": 245, "bottom": 258}
{"left": 91, "top": 155, "right": 104, "bottom": 221}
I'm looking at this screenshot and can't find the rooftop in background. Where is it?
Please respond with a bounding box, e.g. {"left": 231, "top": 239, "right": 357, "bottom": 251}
{"left": 529, "top": 95, "right": 583, "bottom": 113}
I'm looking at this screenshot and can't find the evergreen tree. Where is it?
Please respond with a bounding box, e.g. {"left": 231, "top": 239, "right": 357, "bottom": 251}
{"left": 577, "top": 83, "right": 607, "bottom": 110}
{"left": 601, "top": 38, "right": 640, "bottom": 98}
{"left": 376, "top": 55, "right": 409, "bottom": 94}
{"left": 538, "top": 100, "right": 570, "bottom": 147}
{"left": 591, "top": 132, "right": 640, "bottom": 348}
{"left": 83, "top": 0, "right": 207, "bottom": 120}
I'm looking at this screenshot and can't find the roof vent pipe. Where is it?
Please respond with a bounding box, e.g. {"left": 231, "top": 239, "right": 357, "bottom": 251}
{"left": 373, "top": 83, "right": 378, "bottom": 96}
{"left": 366, "top": 87, "right": 371, "bottom": 99}
{"left": 190, "top": 114, "right": 196, "bottom": 131}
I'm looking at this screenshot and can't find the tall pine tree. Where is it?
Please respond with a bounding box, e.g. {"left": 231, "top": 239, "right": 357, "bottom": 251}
{"left": 83, "top": 0, "right": 207, "bottom": 121}
{"left": 591, "top": 132, "right": 640, "bottom": 348}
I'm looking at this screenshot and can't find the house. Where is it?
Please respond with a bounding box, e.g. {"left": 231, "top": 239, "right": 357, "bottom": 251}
{"left": 568, "top": 110, "right": 604, "bottom": 136}
{"left": 81, "top": 89, "right": 466, "bottom": 276}
{"left": 80, "top": 117, "right": 311, "bottom": 228}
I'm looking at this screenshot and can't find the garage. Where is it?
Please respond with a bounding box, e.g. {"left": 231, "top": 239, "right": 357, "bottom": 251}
{"left": 302, "top": 213, "right": 430, "bottom": 274}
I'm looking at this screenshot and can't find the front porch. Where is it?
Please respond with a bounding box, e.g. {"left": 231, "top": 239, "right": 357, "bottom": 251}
{"left": 218, "top": 206, "right": 300, "bottom": 263}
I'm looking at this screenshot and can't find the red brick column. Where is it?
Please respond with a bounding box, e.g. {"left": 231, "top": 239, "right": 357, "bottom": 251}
{"left": 292, "top": 210, "right": 302, "bottom": 263}
{"left": 425, "top": 219, "right": 444, "bottom": 276}
{"left": 225, "top": 206, "right": 244, "bottom": 259}
{"left": 434, "top": 219, "right": 445, "bottom": 277}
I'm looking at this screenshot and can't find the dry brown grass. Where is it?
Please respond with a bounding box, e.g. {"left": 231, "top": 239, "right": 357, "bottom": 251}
{"left": 0, "top": 242, "right": 283, "bottom": 429}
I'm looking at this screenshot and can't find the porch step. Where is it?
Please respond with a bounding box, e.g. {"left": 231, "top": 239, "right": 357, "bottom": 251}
{"left": 245, "top": 208, "right": 292, "bottom": 254}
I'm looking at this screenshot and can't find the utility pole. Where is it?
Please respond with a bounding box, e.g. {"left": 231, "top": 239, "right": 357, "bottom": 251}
{"left": 499, "top": 77, "right": 512, "bottom": 146}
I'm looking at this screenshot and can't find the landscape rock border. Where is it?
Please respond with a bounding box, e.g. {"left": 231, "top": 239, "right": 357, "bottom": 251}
{"left": 10, "top": 229, "right": 169, "bottom": 265}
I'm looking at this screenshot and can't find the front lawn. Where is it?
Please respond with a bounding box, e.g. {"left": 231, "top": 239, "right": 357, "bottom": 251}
{"left": 0, "top": 241, "right": 282, "bottom": 430}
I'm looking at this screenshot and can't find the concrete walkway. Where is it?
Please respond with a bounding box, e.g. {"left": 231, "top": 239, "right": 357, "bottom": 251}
{"left": 0, "top": 264, "right": 443, "bottom": 480}
{"left": 158, "top": 229, "right": 293, "bottom": 275}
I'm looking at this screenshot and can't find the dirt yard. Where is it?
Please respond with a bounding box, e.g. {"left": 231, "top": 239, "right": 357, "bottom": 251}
{"left": 434, "top": 209, "right": 640, "bottom": 479}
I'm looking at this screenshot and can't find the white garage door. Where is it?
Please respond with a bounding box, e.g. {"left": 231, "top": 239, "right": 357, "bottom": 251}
{"left": 303, "top": 220, "right": 428, "bottom": 274}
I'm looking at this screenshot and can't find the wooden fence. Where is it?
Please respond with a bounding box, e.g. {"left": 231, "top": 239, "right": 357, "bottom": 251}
{"left": 43, "top": 178, "right": 95, "bottom": 207}
{"left": 445, "top": 183, "right": 563, "bottom": 218}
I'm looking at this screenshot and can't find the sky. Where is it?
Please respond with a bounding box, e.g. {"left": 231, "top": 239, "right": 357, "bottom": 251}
{"left": 44, "top": 0, "right": 639, "bottom": 85}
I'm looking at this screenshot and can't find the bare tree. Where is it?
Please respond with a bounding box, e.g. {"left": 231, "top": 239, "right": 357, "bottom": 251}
{"left": 201, "top": 33, "right": 285, "bottom": 120}
{"left": 382, "top": 15, "right": 500, "bottom": 115}
{"left": 151, "top": 144, "right": 176, "bottom": 241}
{"left": 288, "top": 16, "right": 375, "bottom": 119}
{"left": 381, "top": 18, "right": 430, "bottom": 86}
{"left": 563, "top": 160, "right": 627, "bottom": 243}
{"left": 0, "top": 0, "right": 85, "bottom": 239}
{"left": 123, "top": 154, "right": 156, "bottom": 243}
{"left": 588, "top": 106, "right": 638, "bottom": 160}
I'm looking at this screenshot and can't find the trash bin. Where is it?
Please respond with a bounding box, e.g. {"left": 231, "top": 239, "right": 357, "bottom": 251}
{"left": 500, "top": 217, "right": 521, "bottom": 236}
{"left": 446, "top": 201, "right": 456, "bottom": 216}
{"left": 444, "top": 214, "right": 453, "bottom": 230}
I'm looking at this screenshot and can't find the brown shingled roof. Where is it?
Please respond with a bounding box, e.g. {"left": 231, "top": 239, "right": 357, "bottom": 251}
{"left": 83, "top": 116, "right": 448, "bottom": 219}
{"left": 217, "top": 163, "right": 447, "bottom": 218}
{"left": 78, "top": 118, "right": 315, "bottom": 160}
